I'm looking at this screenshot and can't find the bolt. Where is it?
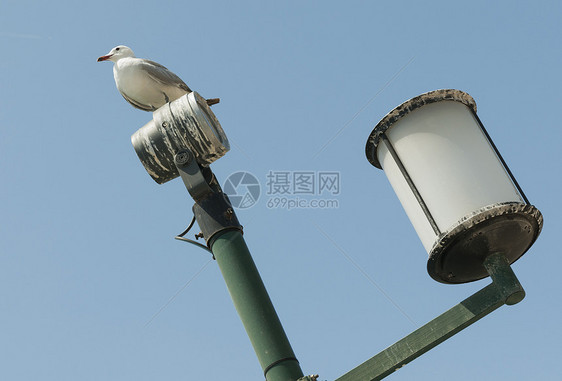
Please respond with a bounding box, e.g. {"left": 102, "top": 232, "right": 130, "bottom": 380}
{"left": 195, "top": 232, "right": 204, "bottom": 240}
{"left": 175, "top": 150, "right": 193, "bottom": 166}
{"left": 225, "top": 208, "right": 234, "bottom": 219}
{"left": 162, "top": 121, "right": 169, "bottom": 128}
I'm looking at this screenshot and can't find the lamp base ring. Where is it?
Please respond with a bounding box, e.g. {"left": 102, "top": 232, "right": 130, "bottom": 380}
{"left": 427, "top": 202, "right": 542, "bottom": 284}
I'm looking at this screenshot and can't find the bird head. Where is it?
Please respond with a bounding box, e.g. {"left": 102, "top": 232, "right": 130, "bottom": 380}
{"left": 97, "top": 45, "right": 135, "bottom": 62}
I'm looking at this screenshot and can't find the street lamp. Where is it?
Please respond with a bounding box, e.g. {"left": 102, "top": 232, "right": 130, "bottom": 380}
{"left": 130, "top": 88, "right": 543, "bottom": 381}
{"left": 336, "top": 89, "right": 543, "bottom": 381}
{"left": 365, "top": 89, "right": 542, "bottom": 283}
{"left": 131, "top": 92, "right": 315, "bottom": 381}
{"left": 132, "top": 91, "right": 229, "bottom": 185}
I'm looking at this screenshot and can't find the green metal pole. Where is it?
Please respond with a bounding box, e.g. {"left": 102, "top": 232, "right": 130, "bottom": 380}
{"left": 210, "top": 230, "right": 305, "bottom": 381}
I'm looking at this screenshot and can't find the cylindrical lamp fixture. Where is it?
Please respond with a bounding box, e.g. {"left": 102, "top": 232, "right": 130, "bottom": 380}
{"left": 366, "top": 89, "right": 542, "bottom": 284}
{"left": 131, "top": 91, "right": 229, "bottom": 184}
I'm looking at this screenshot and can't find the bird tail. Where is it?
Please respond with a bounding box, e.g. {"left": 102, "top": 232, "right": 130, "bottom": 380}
{"left": 206, "top": 98, "right": 220, "bottom": 106}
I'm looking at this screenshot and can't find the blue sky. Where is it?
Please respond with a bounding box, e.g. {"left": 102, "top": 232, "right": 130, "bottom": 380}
{"left": 1, "top": 1, "right": 561, "bottom": 380}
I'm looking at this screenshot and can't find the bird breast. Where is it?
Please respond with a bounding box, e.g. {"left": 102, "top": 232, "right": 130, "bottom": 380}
{"left": 113, "top": 58, "right": 186, "bottom": 110}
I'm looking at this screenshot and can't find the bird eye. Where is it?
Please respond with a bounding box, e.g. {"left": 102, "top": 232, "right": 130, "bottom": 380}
{"left": 115, "top": 47, "right": 120, "bottom": 51}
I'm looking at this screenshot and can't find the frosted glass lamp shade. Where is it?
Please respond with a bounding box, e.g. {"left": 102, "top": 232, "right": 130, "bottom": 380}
{"left": 366, "top": 90, "right": 542, "bottom": 284}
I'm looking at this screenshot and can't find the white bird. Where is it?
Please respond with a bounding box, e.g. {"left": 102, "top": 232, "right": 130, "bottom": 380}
{"left": 97, "top": 45, "right": 219, "bottom": 111}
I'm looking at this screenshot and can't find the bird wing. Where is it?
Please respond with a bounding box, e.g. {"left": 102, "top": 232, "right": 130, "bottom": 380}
{"left": 141, "top": 59, "right": 192, "bottom": 93}
{"left": 120, "top": 91, "right": 156, "bottom": 111}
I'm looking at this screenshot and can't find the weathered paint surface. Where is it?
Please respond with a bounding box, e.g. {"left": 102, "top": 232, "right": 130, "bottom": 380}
{"left": 131, "top": 92, "right": 229, "bottom": 184}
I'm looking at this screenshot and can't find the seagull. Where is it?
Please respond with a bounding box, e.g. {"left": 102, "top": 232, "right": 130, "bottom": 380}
{"left": 97, "top": 45, "right": 219, "bottom": 111}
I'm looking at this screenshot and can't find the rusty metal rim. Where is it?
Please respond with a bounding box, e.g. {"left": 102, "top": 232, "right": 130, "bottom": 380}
{"left": 427, "top": 202, "right": 543, "bottom": 284}
{"left": 365, "top": 89, "right": 477, "bottom": 169}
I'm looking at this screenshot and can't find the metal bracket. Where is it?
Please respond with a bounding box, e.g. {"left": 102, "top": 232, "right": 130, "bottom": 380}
{"left": 336, "top": 253, "right": 525, "bottom": 381}
{"left": 192, "top": 191, "right": 242, "bottom": 248}
{"left": 174, "top": 149, "right": 242, "bottom": 248}
{"left": 174, "top": 149, "right": 213, "bottom": 201}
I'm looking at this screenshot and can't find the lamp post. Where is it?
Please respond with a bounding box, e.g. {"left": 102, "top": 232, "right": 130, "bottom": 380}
{"left": 131, "top": 92, "right": 314, "bottom": 381}
{"left": 129, "top": 88, "right": 542, "bottom": 381}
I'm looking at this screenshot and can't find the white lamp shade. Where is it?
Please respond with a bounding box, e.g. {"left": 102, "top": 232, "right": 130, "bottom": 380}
{"left": 366, "top": 90, "right": 542, "bottom": 283}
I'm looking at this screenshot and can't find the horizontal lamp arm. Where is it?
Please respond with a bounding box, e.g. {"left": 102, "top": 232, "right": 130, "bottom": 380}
{"left": 335, "top": 253, "right": 524, "bottom": 381}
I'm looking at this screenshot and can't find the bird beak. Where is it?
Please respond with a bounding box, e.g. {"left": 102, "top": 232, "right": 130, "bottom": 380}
{"left": 97, "top": 54, "right": 112, "bottom": 62}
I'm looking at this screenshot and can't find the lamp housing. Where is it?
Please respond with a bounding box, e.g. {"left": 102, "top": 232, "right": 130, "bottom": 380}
{"left": 131, "top": 91, "right": 229, "bottom": 184}
{"left": 366, "top": 89, "right": 542, "bottom": 284}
